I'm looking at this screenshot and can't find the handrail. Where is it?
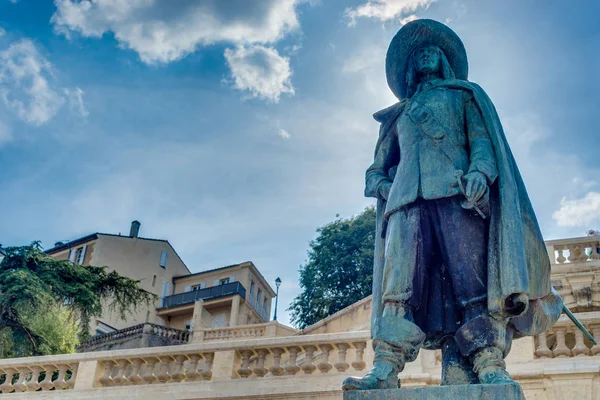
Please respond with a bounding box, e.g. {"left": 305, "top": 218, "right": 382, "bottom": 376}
{"left": 160, "top": 281, "right": 246, "bottom": 308}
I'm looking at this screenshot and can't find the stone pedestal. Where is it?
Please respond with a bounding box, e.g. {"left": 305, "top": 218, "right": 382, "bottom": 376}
{"left": 343, "top": 383, "right": 525, "bottom": 400}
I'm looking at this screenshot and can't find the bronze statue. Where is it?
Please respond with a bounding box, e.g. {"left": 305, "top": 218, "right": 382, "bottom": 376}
{"left": 343, "top": 19, "right": 563, "bottom": 391}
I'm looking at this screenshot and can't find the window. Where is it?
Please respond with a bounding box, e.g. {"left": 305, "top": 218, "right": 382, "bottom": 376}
{"left": 263, "top": 298, "right": 268, "bottom": 310}
{"left": 257, "top": 288, "right": 262, "bottom": 303}
{"left": 220, "top": 278, "right": 230, "bottom": 285}
{"left": 75, "top": 245, "right": 87, "bottom": 264}
{"left": 250, "top": 281, "right": 255, "bottom": 296}
{"left": 160, "top": 281, "right": 171, "bottom": 307}
{"left": 159, "top": 250, "right": 168, "bottom": 268}
{"left": 192, "top": 282, "right": 206, "bottom": 291}
{"left": 151, "top": 275, "right": 157, "bottom": 287}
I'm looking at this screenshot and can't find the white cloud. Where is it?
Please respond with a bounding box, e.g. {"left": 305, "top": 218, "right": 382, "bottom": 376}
{"left": 346, "top": 0, "right": 437, "bottom": 25}
{"left": 553, "top": 192, "right": 600, "bottom": 227}
{"left": 0, "top": 28, "right": 6, "bottom": 37}
{"left": 0, "top": 39, "right": 66, "bottom": 126}
{"left": 278, "top": 128, "right": 291, "bottom": 139}
{"left": 51, "top": 0, "right": 303, "bottom": 64}
{"left": 224, "top": 45, "right": 294, "bottom": 102}
{"left": 64, "top": 86, "right": 89, "bottom": 118}
{"left": 0, "top": 39, "right": 88, "bottom": 126}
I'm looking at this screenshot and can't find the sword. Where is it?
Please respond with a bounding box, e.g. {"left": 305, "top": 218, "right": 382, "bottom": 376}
{"left": 563, "top": 304, "right": 596, "bottom": 345}
{"left": 454, "top": 170, "right": 486, "bottom": 219}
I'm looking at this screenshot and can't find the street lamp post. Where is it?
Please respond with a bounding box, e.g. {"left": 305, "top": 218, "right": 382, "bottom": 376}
{"left": 273, "top": 277, "right": 282, "bottom": 321}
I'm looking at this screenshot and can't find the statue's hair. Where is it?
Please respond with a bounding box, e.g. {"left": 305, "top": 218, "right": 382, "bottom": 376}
{"left": 405, "top": 45, "right": 455, "bottom": 98}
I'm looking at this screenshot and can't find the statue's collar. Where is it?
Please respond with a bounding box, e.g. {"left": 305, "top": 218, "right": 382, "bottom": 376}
{"left": 415, "top": 78, "right": 444, "bottom": 94}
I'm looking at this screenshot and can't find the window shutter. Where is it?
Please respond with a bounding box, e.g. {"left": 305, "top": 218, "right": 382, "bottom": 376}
{"left": 77, "top": 245, "right": 87, "bottom": 264}
{"left": 229, "top": 275, "right": 235, "bottom": 283}
{"left": 68, "top": 249, "right": 76, "bottom": 262}
{"left": 200, "top": 282, "right": 206, "bottom": 289}
{"left": 160, "top": 250, "right": 168, "bottom": 268}
{"left": 213, "top": 279, "right": 220, "bottom": 286}
{"left": 184, "top": 285, "right": 191, "bottom": 292}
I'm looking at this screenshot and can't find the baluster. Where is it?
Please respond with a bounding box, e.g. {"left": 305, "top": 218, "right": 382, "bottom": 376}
{"left": 534, "top": 333, "right": 553, "bottom": 358}
{"left": 253, "top": 349, "right": 269, "bottom": 377}
{"left": 170, "top": 355, "right": 187, "bottom": 382}
{"left": 581, "top": 244, "right": 592, "bottom": 262}
{"left": 98, "top": 360, "right": 116, "bottom": 387}
{"left": 66, "top": 364, "right": 78, "bottom": 389}
{"left": 556, "top": 247, "right": 566, "bottom": 264}
{"left": 591, "top": 324, "right": 600, "bottom": 355}
{"left": 301, "top": 345, "right": 317, "bottom": 374}
{"left": 13, "top": 367, "right": 29, "bottom": 392}
{"left": 112, "top": 359, "right": 130, "bottom": 386}
{"left": 269, "top": 348, "right": 285, "bottom": 376}
{"left": 284, "top": 346, "right": 301, "bottom": 375}
{"left": 185, "top": 354, "right": 202, "bottom": 381}
{"left": 334, "top": 343, "right": 350, "bottom": 372}
{"left": 40, "top": 365, "right": 57, "bottom": 391}
{"left": 317, "top": 344, "right": 333, "bottom": 373}
{"left": 126, "top": 359, "right": 143, "bottom": 385}
{"left": 552, "top": 327, "right": 572, "bottom": 358}
{"left": 54, "top": 363, "right": 70, "bottom": 390}
{"left": 0, "top": 368, "right": 16, "bottom": 393}
{"left": 156, "top": 356, "right": 173, "bottom": 383}
{"left": 201, "top": 352, "right": 214, "bottom": 381}
{"left": 26, "top": 366, "right": 42, "bottom": 391}
{"left": 352, "top": 342, "right": 367, "bottom": 370}
{"left": 590, "top": 244, "right": 600, "bottom": 260}
{"left": 573, "top": 329, "right": 591, "bottom": 356}
{"left": 568, "top": 245, "right": 580, "bottom": 263}
{"left": 237, "top": 350, "right": 253, "bottom": 378}
{"left": 141, "top": 357, "right": 159, "bottom": 384}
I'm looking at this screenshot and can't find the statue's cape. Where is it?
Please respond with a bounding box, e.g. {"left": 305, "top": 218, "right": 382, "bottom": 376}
{"left": 370, "top": 79, "right": 563, "bottom": 339}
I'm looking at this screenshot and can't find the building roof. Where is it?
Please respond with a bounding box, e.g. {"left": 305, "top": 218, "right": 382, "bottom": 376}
{"left": 173, "top": 261, "right": 277, "bottom": 297}
{"left": 45, "top": 232, "right": 191, "bottom": 274}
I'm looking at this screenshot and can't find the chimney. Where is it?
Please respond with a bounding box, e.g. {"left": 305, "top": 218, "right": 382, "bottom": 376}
{"left": 129, "top": 220, "right": 141, "bottom": 238}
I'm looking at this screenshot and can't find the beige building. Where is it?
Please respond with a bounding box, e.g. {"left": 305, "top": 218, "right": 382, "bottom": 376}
{"left": 158, "top": 261, "right": 276, "bottom": 332}
{"left": 46, "top": 221, "right": 277, "bottom": 338}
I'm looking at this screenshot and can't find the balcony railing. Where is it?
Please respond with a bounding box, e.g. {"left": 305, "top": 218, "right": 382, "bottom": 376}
{"left": 247, "top": 295, "right": 270, "bottom": 321}
{"left": 160, "top": 282, "right": 246, "bottom": 309}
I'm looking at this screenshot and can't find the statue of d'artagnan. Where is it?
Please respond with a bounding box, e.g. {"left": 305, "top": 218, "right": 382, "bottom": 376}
{"left": 343, "top": 19, "right": 563, "bottom": 391}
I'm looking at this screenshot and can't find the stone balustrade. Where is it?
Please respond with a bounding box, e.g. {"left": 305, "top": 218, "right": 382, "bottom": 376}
{"left": 77, "top": 323, "right": 190, "bottom": 352}
{"left": 202, "top": 325, "right": 266, "bottom": 341}
{"left": 546, "top": 237, "right": 600, "bottom": 266}
{"left": 0, "top": 330, "right": 370, "bottom": 395}
{"left": 534, "top": 312, "right": 600, "bottom": 359}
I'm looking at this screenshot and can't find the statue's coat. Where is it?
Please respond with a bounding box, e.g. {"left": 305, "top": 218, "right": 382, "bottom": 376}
{"left": 369, "top": 79, "right": 563, "bottom": 344}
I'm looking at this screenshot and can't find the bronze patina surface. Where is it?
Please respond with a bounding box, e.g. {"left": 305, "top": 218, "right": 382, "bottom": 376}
{"left": 342, "top": 19, "right": 563, "bottom": 395}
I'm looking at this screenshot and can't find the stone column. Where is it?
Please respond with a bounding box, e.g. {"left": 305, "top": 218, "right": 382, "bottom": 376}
{"left": 191, "top": 300, "right": 206, "bottom": 344}
{"left": 229, "top": 294, "right": 241, "bottom": 327}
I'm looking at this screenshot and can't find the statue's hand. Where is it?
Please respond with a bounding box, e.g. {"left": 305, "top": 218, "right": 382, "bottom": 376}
{"left": 379, "top": 181, "right": 393, "bottom": 201}
{"left": 464, "top": 172, "right": 487, "bottom": 203}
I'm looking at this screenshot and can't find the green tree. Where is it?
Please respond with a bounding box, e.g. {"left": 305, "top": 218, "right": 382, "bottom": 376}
{"left": 0, "top": 242, "right": 155, "bottom": 358}
{"left": 289, "top": 207, "right": 376, "bottom": 329}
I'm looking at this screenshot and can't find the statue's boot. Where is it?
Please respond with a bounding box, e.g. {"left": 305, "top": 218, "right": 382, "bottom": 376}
{"left": 342, "top": 313, "right": 425, "bottom": 391}
{"left": 472, "top": 346, "right": 514, "bottom": 384}
{"left": 342, "top": 359, "right": 400, "bottom": 391}
{"left": 454, "top": 315, "right": 514, "bottom": 385}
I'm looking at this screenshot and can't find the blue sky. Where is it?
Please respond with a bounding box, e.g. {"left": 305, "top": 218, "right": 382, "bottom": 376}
{"left": 1, "top": 0, "right": 600, "bottom": 326}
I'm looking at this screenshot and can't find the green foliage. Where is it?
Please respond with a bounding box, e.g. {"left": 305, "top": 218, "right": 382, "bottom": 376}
{"left": 0, "top": 242, "right": 155, "bottom": 357}
{"left": 288, "top": 207, "right": 376, "bottom": 329}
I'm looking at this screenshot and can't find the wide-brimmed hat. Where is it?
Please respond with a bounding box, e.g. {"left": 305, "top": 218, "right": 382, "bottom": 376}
{"left": 386, "top": 19, "right": 468, "bottom": 99}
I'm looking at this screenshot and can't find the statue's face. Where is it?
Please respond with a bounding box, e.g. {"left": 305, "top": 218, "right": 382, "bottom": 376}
{"left": 413, "top": 45, "right": 441, "bottom": 76}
